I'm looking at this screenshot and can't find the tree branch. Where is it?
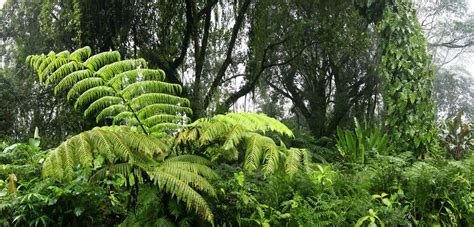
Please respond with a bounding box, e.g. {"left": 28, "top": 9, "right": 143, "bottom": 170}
{"left": 203, "top": 0, "right": 252, "bottom": 110}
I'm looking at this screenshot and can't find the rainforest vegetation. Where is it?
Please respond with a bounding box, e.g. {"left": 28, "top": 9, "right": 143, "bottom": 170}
{"left": 1, "top": 0, "right": 473, "bottom": 226}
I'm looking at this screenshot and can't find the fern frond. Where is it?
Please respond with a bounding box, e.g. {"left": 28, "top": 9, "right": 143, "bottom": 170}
{"left": 244, "top": 134, "right": 276, "bottom": 171}
{"left": 69, "top": 46, "right": 92, "bottom": 62}
{"left": 143, "top": 114, "right": 190, "bottom": 127}
{"left": 222, "top": 124, "right": 246, "bottom": 150}
{"left": 159, "top": 163, "right": 217, "bottom": 195}
{"left": 150, "top": 171, "right": 214, "bottom": 222}
{"left": 108, "top": 69, "right": 166, "bottom": 90}
{"left": 67, "top": 77, "right": 106, "bottom": 100}
{"left": 131, "top": 93, "right": 191, "bottom": 108}
{"left": 54, "top": 69, "right": 95, "bottom": 94}
{"left": 149, "top": 123, "right": 184, "bottom": 133}
{"left": 175, "top": 112, "right": 304, "bottom": 176}
{"left": 46, "top": 61, "right": 84, "bottom": 86}
{"left": 138, "top": 104, "right": 193, "bottom": 119}
{"left": 56, "top": 50, "right": 70, "bottom": 58}
{"left": 285, "top": 148, "right": 305, "bottom": 176}
{"left": 121, "top": 81, "right": 183, "bottom": 99}
{"left": 261, "top": 143, "right": 280, "bottom": 175}
{"left": 41, "top": 57, "right": 71, "bottom": 80}
{"left": 95, "top": 59, "right": 146, "bottom": 80}
{"left": 28, "top": 47, "right": 191, "bottom": 137}
{"left": 162, "top": 160, "right": 217, "bottom": 180}
{"left": 42, "top": 126, "right": 169, "bottom": 180}
{"left": 84, "top": 96, "right": 123, "bottom": 117}
{"left": 165, "top": 155, "right": 212, "bottom": 166}
{"left": 83, "top": 51, "right": 121, "bottom": 71}
{"left": 74, "top": 86, "right": 115, "bottom": 109}
{"left": 224, "top": 112, "right": 293, "bottom": 137}
{"left": 96, "top": 104, "right": 128, "bottom": 122}
{"left": 112, "top": 111, "right": 135, "bottom": 125}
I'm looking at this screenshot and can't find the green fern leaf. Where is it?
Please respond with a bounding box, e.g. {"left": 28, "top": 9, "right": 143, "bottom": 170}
{"left": 67, "top": 77, "right": 106, "bottom": 100}
{"left": 54, "top": 69, "right": 95, "bottom": 95}
{"left": 74, "top": 86, "right": 115, "bottom": 109}
{"left": 83, "top": 51, "right": 121, "bottom": 71}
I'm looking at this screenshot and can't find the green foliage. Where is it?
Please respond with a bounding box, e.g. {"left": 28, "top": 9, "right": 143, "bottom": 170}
{"left": 400, "top": 158, "right": 474, "bottom": 225}
{"left": 378, "top": 0, "right": 439, "bottom": 157}
{"left": 175, "top": 112, "right": 309, "bottom": 176}
{"left": 41, "top": 126, "right": 217, "bottom": 222}
{"left": 355, "top": 209, "right": 385, "bottom": 227}
{"left": 26, "top": 47, "right": 192, "bottom": 135}
{"left": 440, "top": 112, "right": 473, "bottom": 159}
{"left": 336, "top": 118, "right": 393, "bottom": 164}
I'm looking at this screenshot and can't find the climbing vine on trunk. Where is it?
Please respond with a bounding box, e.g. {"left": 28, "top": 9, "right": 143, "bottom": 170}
{"left": 378, "top": 0, "right": 438, "bottom": 158}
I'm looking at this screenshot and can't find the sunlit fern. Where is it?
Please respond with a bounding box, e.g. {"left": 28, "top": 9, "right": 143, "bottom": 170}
{"left": 26, "top": 47, "right": 192, "bottom": 135}
{"left": 42, "top": 125, "right": 217, "bottom": 222}
{"left": 174, "top": 112, "right": 310, "bottom": 176}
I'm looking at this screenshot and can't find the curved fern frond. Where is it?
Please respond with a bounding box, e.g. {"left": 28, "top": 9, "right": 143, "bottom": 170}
{"left": 69, "top": 46, "right": 92, "bottom": 62}
{"left": 41, "top": 57, "right": 70, "bottom": 81}
{"left": 165, "top": 155, "right": 212, "bottom": 166}
{"left": 150, "top": 171, "right": 214, "bottom": 222}
{"left": 56, "top": 50, "right": 70, "bottom": 59}
{"left": 144, "top": 114, "right": 190, "bottom": 127}
{"left": 54, "top": 69, "right": 95, "bottom": 94}
{"left": 84, "top": 96, "right": 123, "bottom": 117}
{"left": 46, "top": 61, "right": 84, "bottom": 86}
{"left": 42, "top": 126, "right": 163, "bottom": 180}
{"left": 108, "top": 69, "right": 166, "bottom": 90}
{"left": 138, "top": 104, "right": 193, "bottom": 119}
{"left": 131, "top": 93, "right": 191, "bottom": 108}
{"left": 175, "top": 112, "right": 306, "bottom": 176}
{"left": 96, "top": 104, "right": 128, "bottom": 122}
{"left": 112, "top": 111, "right": 135, "bottom": 125}
{"left": 28, "top": 47, "right": 191, "bottom": 135}
{"left": 83, "top": 51, "right": 121, "bottom": 71}
{"left": 285, "top": 148, "right": 310, "bottom": 176}
{"left": 159, "top": 162, "right": 217, "bottom": 194}
{"left": 121, "top": 81, "right": 183, "bottom": 99}
{"left": 42, "top": 126, "right": 216, "bottom": 223}
{"left": 149, "top": 123, "right": 184, "bottom": 133}
{"left": 74, "top": 86, "right": 115, "bottom": 109}
{"left": 96, "top": 59, "right": 147, "bottom": 80}
{"left": 244, "top": 134, "right": 274, "bottom": 172}
{"left": 67, "top": 77, "right": 106, "bottom": 100}
{"left": 261, "top": 143, "right": 281, "bottom": 175}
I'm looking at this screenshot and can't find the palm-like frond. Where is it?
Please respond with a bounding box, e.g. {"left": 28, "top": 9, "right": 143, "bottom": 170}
{"left": 175, "top": 112, "right": 308, "bottom": 176}
{"left": 27, "top": 47, "right": 191, "bottom": 134}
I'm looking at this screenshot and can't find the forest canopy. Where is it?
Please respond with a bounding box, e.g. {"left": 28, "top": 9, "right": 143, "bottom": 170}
{"left": 1, "top": 0, "right": 473, "bottom": 226}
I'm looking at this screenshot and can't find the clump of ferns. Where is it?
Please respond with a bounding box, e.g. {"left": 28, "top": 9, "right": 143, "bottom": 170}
{"left": 41, "top": 126, "right": 218, "bottom": 222}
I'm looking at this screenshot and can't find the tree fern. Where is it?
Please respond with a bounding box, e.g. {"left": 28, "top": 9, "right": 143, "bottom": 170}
{"left": 27, "top": 47, "right": 191, "bottom": 135}
{"left": 42, "top": 126, "right": 216, "bottom": 222}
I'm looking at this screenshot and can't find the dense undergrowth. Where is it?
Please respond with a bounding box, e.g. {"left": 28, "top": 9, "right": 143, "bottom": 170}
{"left": 1, "top": 116, "right": 473, "bottom": 226}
